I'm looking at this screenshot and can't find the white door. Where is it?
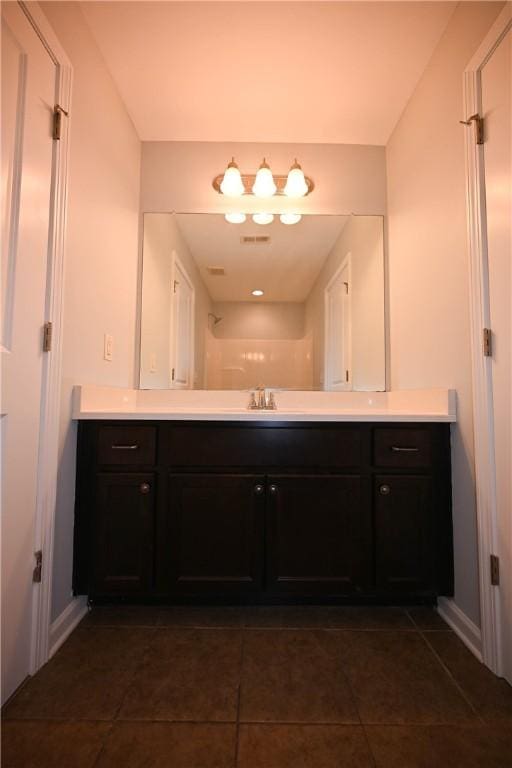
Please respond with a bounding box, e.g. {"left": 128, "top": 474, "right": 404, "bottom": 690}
{"left": 481, "top": 25, "right": 512, "bottom": 684}
{"left": 325, "top": 256, "right": 352, "bottom": 391}
{"left": 170, "top": 255, "right": 195, "bottom": 388}
{"left": 1, "top": 3, "right": 57, "bottom": 702}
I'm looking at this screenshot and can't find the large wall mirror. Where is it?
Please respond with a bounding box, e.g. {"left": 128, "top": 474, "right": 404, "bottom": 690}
{"left": 140, "top": 212, "right": 385, "bottom": 391}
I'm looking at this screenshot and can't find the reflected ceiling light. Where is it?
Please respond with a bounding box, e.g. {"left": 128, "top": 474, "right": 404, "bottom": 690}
{"left": 219, "top": 158, "right": 245, "bottom": 197}
{"left": 252, "top": 289, "right": 264, "bottom": 297}
{"left": 252, "top": 213, "right": 274, "bottom": 225}
{"left": 224, "top": 212, "right": 246, "bottom": 224}
{"left": 280, "top": 213, "right": 302, "bottom": 225}
{"left": 283, "top": 159, "right": 309, "bottom": 197}
{"left": 252, "top": 158, "right": 277, "bottom": 198}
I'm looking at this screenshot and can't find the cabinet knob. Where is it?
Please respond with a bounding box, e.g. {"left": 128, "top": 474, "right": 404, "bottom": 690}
{"left": 254, "top": 484, "right": 264, "bottom": 495}
{"left": 379, "top": 484, "right": 391, "bottom": 496}
{"left": 140, "top": 482, "right": 150, "bottom": 494}
{"left": 269, "top": 484, "right": 278, "bottom": 495}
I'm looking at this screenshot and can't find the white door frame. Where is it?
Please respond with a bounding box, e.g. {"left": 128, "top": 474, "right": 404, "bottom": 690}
{"left": 463, "top": 4, "right": 511, "bottom": 676}
{"left": 14, "top": 1, "right": 73, "bottom": 673}
{"left": 169, "top": 251, "right": 195, "bottom": 389}
{"left": 324, "top": 253, "right": 352, "bottom": 391}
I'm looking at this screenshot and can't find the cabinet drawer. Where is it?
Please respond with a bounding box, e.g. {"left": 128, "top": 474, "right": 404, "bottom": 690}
{"left": 97, "top": 426, "right": 156, "bottom": 466}
{"left": 373, "top": 428, "right": 432, "bottom": 468}
{"left": 162, "top": 425, "right": 362, "bottom": 468}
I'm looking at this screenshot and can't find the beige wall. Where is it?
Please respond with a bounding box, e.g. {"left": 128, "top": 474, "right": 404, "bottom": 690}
{"left": 386, "top": 1, "right": 504, "bottom": 626}
{"left": 42, "top": 3, "right": 142, "bottom": 622}
{"left": 212, "top": 302, "right": 305, "bottom": 340}
{"left": 140, "top": 214, "right": 212, "bottom": 389}
{"left": 306, "top": 216, "right": 385, "bottom": 391}
{"left": 140, "top": 141, "right": 386, "bottom": 215}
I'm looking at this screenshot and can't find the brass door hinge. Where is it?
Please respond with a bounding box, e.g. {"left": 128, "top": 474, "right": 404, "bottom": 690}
{"left": 33, "top": 550, "right": 42, "bottom": 583}
{"left": 53, "top": 104, "right": 69, "bottom": 141}
{"left": 43, "top": 321, "right": 52, "bottom": 352}
{"left": 483, "top": 328, "right": 492, "bottom": 357}
{"left": 171, "top": 368, "right": 175, "bottom": 381}
{"left": 460, "top": 113, "right": 484, "bottom": 145}
{"left": 490, "top": 554, "right": 500, "bottom": 586}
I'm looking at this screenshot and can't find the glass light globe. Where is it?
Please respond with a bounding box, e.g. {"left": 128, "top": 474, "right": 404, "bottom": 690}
{"left": 283, "top": 159, "right": 308, "bottom": 197}
{"left": 252, "top": 159, "right": 277, "bottom": 198}
{"left": 224, "top": 212, "right": 246, "bottom": 224}
{"left": 252, "top": 213, "right": 274, "bottom": 225}
{"left": 251, "top": 289, "right": 264, "bottom": 296}
{"left": 220, "top": 158, "right": 245, "bottom": 196}
{"left": 280, "top": 213, "right": 302, "bottom": 225}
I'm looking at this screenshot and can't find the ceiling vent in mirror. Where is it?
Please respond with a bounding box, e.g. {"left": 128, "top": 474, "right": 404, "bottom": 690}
{"left": 240, "top": 235, "right": 271, "bottom": 244}
{"left": 207, "top": 266, "right": 225, "bottom": 276}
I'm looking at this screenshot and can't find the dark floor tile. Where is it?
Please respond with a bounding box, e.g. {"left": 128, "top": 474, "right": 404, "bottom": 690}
{"left": 366, "top": 725, "right": 512, "bottom": 768}
{"left": 239, "top": 630, "right": 358, "bottom": 723}
{"left": 327, "top": 606, "right": 414, "bottom": 630}
{"left": 157, "top": 606, "right": 244, "bottom": 628}
{"left": 1, "top": 720, "right": 110, "bottom": 768}
{"left": 238, "top": 724, "right": 374, "bottom": 767}
{"left": 3, "top": 627, "right": 153, "bottom": 720}
{"left": 338, "top": 631, "right": 478, "bottom": 724}
{"left": 118, "top": 629, "right": 241, "bottom": 721}
{"left": 81, "top": 605, "right": 160, "bottom": 627}
{"left": 407, "top": 607, "right": 451, "bottom": 630}
{"left": 426, "top": 631, "right": 512, "bottom": 723}
{"left": 241, "top": 605, "right": 335, "bottom": 628}
{"left": 95, "top": 722, "right": 236, "bottom": 767}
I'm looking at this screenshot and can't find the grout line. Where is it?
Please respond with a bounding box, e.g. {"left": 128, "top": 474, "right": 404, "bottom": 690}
{"left": 90, "top": 721, "right": 114, "bottom": 768}
{"left": 3, "top": 716, "right": 495, "bottom": 727}
{"left": 418, "top": 630, "right": 485, "bottom": 724}
{"left": 234, "top": 633, "right": 246, "bottom": 768}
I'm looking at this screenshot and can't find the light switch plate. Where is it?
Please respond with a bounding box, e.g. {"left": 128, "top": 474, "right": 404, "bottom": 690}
{"left": 104, "top": 333, "right": 113, "bottom": 361}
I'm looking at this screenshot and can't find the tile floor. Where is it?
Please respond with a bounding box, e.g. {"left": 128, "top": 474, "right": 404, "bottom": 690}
{"left": 2, "top": 605, "right": 512, "bottom": 767}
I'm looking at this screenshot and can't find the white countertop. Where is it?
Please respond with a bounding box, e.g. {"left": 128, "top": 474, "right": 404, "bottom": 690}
{"left": 72, "top": 386, "right": 457, "bottom": 423}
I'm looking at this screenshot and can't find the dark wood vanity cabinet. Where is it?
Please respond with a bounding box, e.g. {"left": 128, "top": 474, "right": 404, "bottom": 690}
{"left": 74, "top": 420, "right": 453, "bottom": 604}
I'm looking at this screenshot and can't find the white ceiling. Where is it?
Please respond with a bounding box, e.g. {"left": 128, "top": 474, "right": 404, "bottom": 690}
{"left": 174, "top": 213, "right": 349, "bottom": 301}
{"left": 80, "top": 1, "right": 455, "bottom": 145}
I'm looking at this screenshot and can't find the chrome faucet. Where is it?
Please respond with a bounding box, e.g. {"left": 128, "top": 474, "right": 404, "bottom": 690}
{"left": 248, "top": 385, "right": 276, "bottom": 410}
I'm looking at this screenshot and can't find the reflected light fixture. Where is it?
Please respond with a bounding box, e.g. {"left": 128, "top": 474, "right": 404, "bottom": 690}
{"left": 280, "top": 213, "right": 302, "bottom": 225}
{"left": 252, "top": 213, "right": 274, "bottom": 225}
{"left": 224, "top": 212, "right": 246, "bottom": 224}
{"left": 219, "top": 158, "right": 245, "bottom": 196}
{"left": 252, "top": 158, "right": 277, "bottom": 198}
{"left": 283, "top": 159, "right": 309, "bottom": 197}
{"left": 252, "top": 289, "right": 264, "bottom": 297}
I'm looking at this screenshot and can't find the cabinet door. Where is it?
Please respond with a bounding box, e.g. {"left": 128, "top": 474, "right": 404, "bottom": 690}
{"left": 266, "top": 475, "right": 369, "bottom": 595}
{"left": 93, "top": 473, "right": 155, "bottom": 595}
{"left": 167, "top": 474, "right": 265, "bottom": 594}
{"left": 375, "top": 475, "right": 434, "bottom": 593}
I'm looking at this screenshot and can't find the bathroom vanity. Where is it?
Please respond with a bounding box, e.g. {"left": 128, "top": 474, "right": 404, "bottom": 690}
{"left": 73, "top": 386, "right": 455, "bottom": 605}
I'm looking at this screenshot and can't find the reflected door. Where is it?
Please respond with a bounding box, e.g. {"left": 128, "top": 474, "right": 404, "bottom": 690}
{"left": 325, "top": 255, "right": 352, "bottom": 390}
{"left": 170, "top": 254, "right": 195, "bottom": 388}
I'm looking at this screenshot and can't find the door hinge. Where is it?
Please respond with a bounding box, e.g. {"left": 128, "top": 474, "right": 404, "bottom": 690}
{"left": 490, "top": 554, "right": 500, "bottom": 586}
{"left": 483, "top": 327, "right": 492, "bottom": 357}
{"left": 460, "top": 113, "right": 484, "bottom": 145}
{"left": 33, "top": 550, "right": 43, "bottom": 583}
{"left": 173, "top": 280, "right": 179, "bottom": 293}
{"left": 344, "top": 281, "right": 349, "bottom": 294}
{"left": 171, "top": 368, "right": 175, "bottom": 381}
{"left": 345, "top": 370, "right": 349, "bottom": 382}
{"left": 43, "top": 321, "right": 53, "bottom": 352}
{"left": 52, "top": 104, "right": 69, "bottom": 141}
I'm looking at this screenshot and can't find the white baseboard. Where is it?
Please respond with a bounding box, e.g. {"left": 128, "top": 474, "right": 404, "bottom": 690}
{"left": 437, "top": 597, "right": 482, "bottom": 661}
{"left": 49, "top": 597, "right": 88, "bottom": 658}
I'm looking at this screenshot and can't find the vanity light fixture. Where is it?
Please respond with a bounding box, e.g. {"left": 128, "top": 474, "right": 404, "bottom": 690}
{"left": 213, "top": 159, "right": 314, "bottom": 197}
{"left": 283, "top": 159, "right": 309, "bottom": 197}
{"left": 252, "top": 158, "right": 277, "bottom": 198}
{"left": 219, "top": 158, "right": 245, "bottom": 197}
{"left": 224, "top": 212, "right": 246, "bottom": 224}
{"left": 252, "top": 213, "right": 274, "bottom": 225}
{"left": 251, "top": 289, "right": 264, "bottom": 297}
{"left": 280, "top": 213, "right": 302, "bottom": 225}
